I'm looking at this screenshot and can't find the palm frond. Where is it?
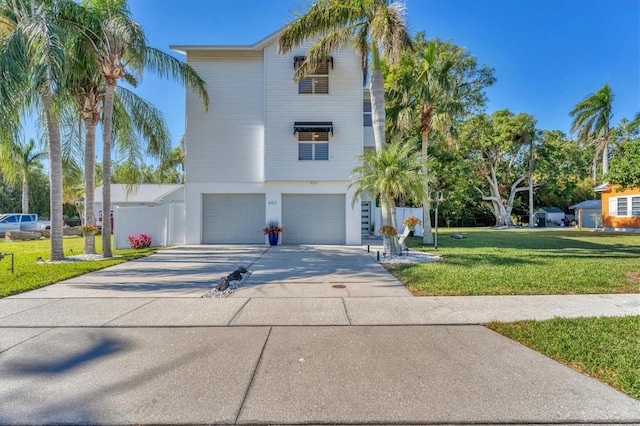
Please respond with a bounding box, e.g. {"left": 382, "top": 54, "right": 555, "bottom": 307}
{"left": 294, "top": 27, "right": 354, "bottom": 80}
{"left": 143, "top": 46, "right": 209, "bottom": 111}
{"left": 369, "top": 1, "right": 410, "bottom": 66}
{"left": 114, "top": 86, "right": 171, "bottom": 159}
{"left": 279, "top": 0, "right": 355, "bottom": 54}
{"left": 350, "top": 139, "right": 432, "bottom": 207}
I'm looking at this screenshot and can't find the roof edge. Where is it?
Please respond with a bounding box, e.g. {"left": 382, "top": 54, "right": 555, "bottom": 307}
{"left": 153, "top": 184, "right": 185, "bottom": 202}
{"left": 170, "top": 29, "right": 282, "bottom": 55}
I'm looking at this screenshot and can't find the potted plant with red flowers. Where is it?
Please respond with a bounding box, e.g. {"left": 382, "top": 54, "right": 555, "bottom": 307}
{"left": 402, "top": 215, "right": 421, "bottom": 237}
{"left": 379, "top": 225, "right": 397, "bottom": 255}
{"left": 263, "top": 220, "right": 283, "bottom": 246}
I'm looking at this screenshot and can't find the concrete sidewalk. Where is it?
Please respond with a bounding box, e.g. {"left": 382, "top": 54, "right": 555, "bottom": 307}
{"left": 1, "top": 294, "right": 639, "bottom": 327}
{"left": 1, "top": 244, "right": 639, "bottom": 424}
{"left": 1, "top": 325, "right": 639, "bottom": 424}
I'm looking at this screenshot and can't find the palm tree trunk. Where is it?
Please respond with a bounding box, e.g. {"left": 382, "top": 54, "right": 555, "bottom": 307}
{"left": 41, "top": 80, "right": 64, "bottom": 261}
{"left": 528, "top": 173, "right": 534, "bottom": 227}
{"left": 101, "top": 84, "right": 115, "bottom": 258}
{"left": 370, "top": 46, "right": 385, "bottom": 153}
{"left": 602, "top": 141, "right": 609, "bottom": 175}
{"left": 84, "top": 120, "right": 97, "bottom": 255}
{"left": 389, "top": 203, "right": 401, "bottom": 255}
{"left": 421, "top": 109, "right": 434, "bottom": 245}
{"left": 381, "top": 199, "right": 401, "bottom": 255}
{"left": 528, "top": 135, "right": 534, "bottom": 228}
{"left": 370, "top": 69, "right": 386, "bottom": 153}
{"left": 22, "top": 179, "right": 28, "bottom": 214}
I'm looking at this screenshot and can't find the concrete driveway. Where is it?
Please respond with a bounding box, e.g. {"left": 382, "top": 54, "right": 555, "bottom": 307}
{"left": 10, "top": 244, "right": 411, "bottom": 299}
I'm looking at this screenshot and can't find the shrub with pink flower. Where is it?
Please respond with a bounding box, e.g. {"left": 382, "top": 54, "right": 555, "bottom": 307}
{"left": 128, "top": 233, "right": 152, "bottom": 249}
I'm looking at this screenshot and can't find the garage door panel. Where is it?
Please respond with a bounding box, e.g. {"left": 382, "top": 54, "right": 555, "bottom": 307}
{"left": 282, "top": 195, "right": 345, "bottom": 244}
{"left": 202, "top": 194, "right": 265, "bottom": 243}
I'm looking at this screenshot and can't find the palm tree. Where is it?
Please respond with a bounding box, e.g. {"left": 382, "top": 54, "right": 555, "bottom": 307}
{"left": 569, "top": 84, "right": 613, "bottom": 183}
{"left": 59, "top": 31, "right": 103, "bottom": 254}
{"left": 350, "top": 141, "right": 432, "bottom": 255}
{"left": 0, "top": 138, "right": 47, "bottom": 213}
{"left": 387, "top": 35, "right": 495, "bottom": 243}
{"left": 0, "top": 0, "right": 84, "bottom": 260}
{"left": 278, "top": 0, "right": 410, "bottom": 243}
{"left": 387, "top": 39, "right": 462, "bottom": 244}
{"left": 278, "top": 0, "right": 410, "bottom": 154}
{"left": 81, "top": 0, "right": 208, "bottom": 257}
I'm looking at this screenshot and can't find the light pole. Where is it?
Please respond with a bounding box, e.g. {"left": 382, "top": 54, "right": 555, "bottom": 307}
{"left": 429, "top": 191, "right": 445, "bottom": 250}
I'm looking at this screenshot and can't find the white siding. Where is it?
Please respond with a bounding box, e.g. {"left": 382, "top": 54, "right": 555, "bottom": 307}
{"left": 113, "top": 204, "right": 185, "bottom": 249}
{"left": 180, "top": 34, "right": 365, "bottom": 246}
{"left": 185, "top": 52, "right": 265, "bottom": 183}
{"left": 160, "top": 188, "right": 185, "bottom": 203}
{"left": 263, "top": 42, "right": 363, "bottom": 181}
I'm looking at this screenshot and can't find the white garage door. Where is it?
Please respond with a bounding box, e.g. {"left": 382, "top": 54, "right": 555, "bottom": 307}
{"left": 282, "top": 194, "right": 345, "bottom": 244}
{"left": 202, "top": 194, "right": 265, "bottom": 243}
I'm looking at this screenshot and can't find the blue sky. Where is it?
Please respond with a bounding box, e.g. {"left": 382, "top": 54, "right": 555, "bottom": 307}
{"left": 33, "top": 1, "right": 640, "bottom": 156}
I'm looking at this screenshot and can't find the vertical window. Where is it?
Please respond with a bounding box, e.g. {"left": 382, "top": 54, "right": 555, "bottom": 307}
{"left": 632, "top": 197, "right": 640, "bottom": 216}
{"left": 363, "top": 100, "right": 372, "bottom": 126}
{"left": 295, "top": 56, "right": 330, "bottom": 94}
{"left": 298, "top": 131, "right": 329, "bottom": 160}
{"left": 617, "top": 197, "right": 628, "bottom": 216}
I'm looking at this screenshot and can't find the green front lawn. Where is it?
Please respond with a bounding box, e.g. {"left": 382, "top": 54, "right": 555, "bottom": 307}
{"left": 489, "top": 316, "right": 640, "bottom": 400}
{"left": 0, "top": 236, "right": 155, "bottom": 298}
{"left": 387, "top": 228, "right": 640, "bottom": 296}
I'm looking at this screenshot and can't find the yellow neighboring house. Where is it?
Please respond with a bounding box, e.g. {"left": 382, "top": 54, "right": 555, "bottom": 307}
{"left": 594, "top": 183, "right": 640, "bottom": 232}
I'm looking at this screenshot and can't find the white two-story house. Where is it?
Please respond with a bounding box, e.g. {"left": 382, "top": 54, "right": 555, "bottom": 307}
{"left": 172, "top": 30, "right": 372, "bottom": 245}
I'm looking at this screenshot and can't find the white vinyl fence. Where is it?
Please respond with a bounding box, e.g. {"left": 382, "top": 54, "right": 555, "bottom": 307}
{"left": 114, "top": 203, "right": 185, "bottom": 249}
{"left": 373, "top": 206, "right": 423, "bottom": 237}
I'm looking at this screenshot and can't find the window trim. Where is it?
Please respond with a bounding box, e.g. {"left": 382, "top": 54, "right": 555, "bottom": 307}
{"left": 298, "top": 142, "right": 329, "bottom": 161}
{"left": 609, "top": 195, "right": 640, "bottom": 217}
{"left": 295, "top": 56, "right": 332, "bottom": 95}
{"left": 632, "top": 196, "right": 640, "bottom": 216}
{"left": 363, "top": 100, "right": 372, "bottom": 126}
{"left": 296, "top": 126, "right": 330, "bottom": 161}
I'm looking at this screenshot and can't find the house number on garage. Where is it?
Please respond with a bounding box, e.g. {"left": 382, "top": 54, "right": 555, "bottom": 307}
{"left": 268, "top": 200, "right": 277, "bottom": 205}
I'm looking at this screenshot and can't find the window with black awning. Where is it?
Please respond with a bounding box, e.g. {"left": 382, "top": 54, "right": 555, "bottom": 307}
{"left": 293, "top": 122, "right": 333, "bottom": 135}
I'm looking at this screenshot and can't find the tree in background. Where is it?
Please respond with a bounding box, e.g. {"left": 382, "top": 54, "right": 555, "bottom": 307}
{"left": 460, "top": 110, "right": 537, "bottom": 226}
{"left": 607, "top": 122, "right": 640, "bottom": 189}
{"left": 386, "top": 33, "right": 495, "bottom": 243}
{"left": 429, "top": 141, "right": 492, "bottom": 227}
{"left": 569, "top": 84, "right": 614, "bottom": 183}
{"left": 532, "top": 130, "right": 594, "bottom": 211}
{"left": 112, "top": 143, "right": 184, "bottom": 185}
{"left": 0, "top": 138, "right": 47, "bottom": 213}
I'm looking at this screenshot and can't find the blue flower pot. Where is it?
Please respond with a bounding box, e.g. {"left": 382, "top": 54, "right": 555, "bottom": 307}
{"left": 268, "top": 232, "right": 279, "bottom": 246}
